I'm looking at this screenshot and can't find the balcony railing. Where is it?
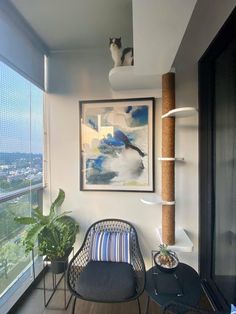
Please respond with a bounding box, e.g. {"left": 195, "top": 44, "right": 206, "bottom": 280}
{"left": 0, "top": 183, "right": 43, "bottom": 203}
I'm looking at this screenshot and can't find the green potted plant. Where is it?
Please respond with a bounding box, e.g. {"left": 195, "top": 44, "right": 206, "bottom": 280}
{"left": 14, "top": 189, "right": 79, "bottom": 274}
{"left": 154, "top": 244, "right": 179, "bottom": 273}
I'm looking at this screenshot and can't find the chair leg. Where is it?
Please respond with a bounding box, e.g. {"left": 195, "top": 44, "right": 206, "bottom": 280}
{"left": 72, "top": 296, "right": 77, "bottom": 314}
{"left": 137, "top": 297, "right": 141, "bottom": 314}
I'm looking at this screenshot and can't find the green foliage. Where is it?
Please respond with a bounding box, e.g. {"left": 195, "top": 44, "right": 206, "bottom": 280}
{"left": 38, "top": 216, "right": 79, "bottom": 260}
{"left": 159, "top": 244, "right": 170, "bottom": 256}
{"left": 0, "top": 242, "right": 20, "bottom": 264}
{"left": 0, "top": 195, "right": 31, "bottom": 243}
{"left": 50, "top": 189, "right": 65, "bottom": 216}
{"left": 14, "top": 217, "right": 37, "bottom": 225}
{"left": 0, "top": 242, "right": 22, "bottom": 278}
{"left": 0, "top": 177, "right": 33, "bottom": 191}
{"left": 14, "top": 189, "right": 79, "bottom": 260}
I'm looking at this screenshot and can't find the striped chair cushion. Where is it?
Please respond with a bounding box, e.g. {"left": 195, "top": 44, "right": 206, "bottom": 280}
{"left": 90, "top": 231, "right": 131, "bottom": 264}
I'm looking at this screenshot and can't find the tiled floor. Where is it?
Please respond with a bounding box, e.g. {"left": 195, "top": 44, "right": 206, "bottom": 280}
{"left": 11, "top": 288, "right": 158, "bottom": 314}
{"left": 10, "top": 271, "right": 213, "bottom": 314}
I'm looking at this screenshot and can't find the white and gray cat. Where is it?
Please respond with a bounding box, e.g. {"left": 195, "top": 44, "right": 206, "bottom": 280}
{"left": 109, "top": 37, "right": 134, "bottom": 67}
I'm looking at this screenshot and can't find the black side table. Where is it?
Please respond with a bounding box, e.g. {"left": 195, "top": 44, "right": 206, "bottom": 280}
{"left": 145, "top": 263, "right": 201, "bottom": 313}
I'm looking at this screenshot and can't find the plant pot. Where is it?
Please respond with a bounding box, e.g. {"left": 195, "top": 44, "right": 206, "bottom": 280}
{"left": 50, "top": 258, "right": 68, "bottom": 274}
{"left": 154, "top": 251, "right": 179, "bottom": 273}
{"left": 50, "top": 248, "right": 73, "bottom": 274}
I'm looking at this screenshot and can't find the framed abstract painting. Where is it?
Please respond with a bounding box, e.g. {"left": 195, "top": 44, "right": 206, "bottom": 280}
{"left": 79, "top": 97, "right": 155, "bottom": 192}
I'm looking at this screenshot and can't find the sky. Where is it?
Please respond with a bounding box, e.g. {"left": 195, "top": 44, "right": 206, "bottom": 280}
{"left": 0, "top": 61, "right": 43, "bottom": 154}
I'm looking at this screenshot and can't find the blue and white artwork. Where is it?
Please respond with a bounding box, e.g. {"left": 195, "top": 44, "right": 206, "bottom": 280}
{"left": 80, "top": 98, "right": 154, "bottom": 191}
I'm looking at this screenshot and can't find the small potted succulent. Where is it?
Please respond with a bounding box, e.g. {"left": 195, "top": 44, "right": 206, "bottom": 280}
{"left": 14, "top": 189, "right": 79, "bottom": 274}
{"left": 154, "top": 244, "right": 179, "bottom": 273}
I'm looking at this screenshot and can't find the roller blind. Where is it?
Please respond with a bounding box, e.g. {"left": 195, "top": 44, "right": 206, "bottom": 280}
{"left": 0, "top": 2, "right": 48, "bottom": 90}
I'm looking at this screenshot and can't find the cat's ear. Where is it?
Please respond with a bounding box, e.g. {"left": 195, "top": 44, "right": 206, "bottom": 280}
{"left": 118, "top": 37, "right": 121, "bottom": 41}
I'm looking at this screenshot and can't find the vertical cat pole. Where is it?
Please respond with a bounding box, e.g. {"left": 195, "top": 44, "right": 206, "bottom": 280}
{"left": 162, "top": 72, "right": 175, "bottom": 245}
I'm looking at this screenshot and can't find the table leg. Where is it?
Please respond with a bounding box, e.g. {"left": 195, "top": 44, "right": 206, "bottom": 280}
{"left": 173, "top": 273, "right": 184, "bottom": 297}
{"left": 145, "top": 295, "right": 150, "bottom": 314}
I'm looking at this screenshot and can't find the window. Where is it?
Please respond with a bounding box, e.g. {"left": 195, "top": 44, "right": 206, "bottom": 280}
{"left": 0, "top": 61, "right": 44, "bottom": 311}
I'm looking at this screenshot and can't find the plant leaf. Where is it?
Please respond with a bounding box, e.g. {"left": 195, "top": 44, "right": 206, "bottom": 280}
{"left": 32, "top": 206, "right": 48, "bottom": 224}
{"left": 49, "top": 189, "right": 65, "bottom": 217}
{"left": 51, "top": 211, "right": 72, "bottom": 224}
{"left": 14, "top": 216, "right": 37, "bottom": 225}
{"left": 23, "top": 224, "right": 44, "bottom": 254}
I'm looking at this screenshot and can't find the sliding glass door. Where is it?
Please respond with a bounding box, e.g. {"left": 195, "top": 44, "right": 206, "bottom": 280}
{"left": 199, "top": 8, "right": 236, "bottom": 311}
{"left": 213, "top": 36, "right": 236, "bottom": 305}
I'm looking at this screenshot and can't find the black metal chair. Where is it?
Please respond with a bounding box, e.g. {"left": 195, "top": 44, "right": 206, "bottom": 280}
{"left": 67, "top": 218, "right": 146, "bottom": 314}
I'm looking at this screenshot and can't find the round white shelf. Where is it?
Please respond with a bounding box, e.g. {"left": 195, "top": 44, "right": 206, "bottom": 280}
{"left": 156, "top": 227, "right": 193, "bottom": 252}
{"left": 162, "top": 107, "right": 198, "bottom": 119}
{"left": 158, "top": 157, "right": 184, "bottom": 161}
{"left": 109, "top": 66, "right": 162, "bottom": 90}
{"left": 140, "top": 194, "right": 175, "bottom": 205}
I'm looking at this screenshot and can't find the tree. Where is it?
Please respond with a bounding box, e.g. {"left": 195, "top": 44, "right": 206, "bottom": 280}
{"left": 0, "top": 242, "right": 20, "bottom": 279}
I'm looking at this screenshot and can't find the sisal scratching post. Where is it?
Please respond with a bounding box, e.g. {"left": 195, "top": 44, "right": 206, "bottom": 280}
{"left": 162, "top": 72, "right": 175, "bottom": 245}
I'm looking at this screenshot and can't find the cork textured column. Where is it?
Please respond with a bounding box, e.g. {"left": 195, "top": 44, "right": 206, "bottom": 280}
{"left": 162, "top": 72, "right": 175, "bottom": 245}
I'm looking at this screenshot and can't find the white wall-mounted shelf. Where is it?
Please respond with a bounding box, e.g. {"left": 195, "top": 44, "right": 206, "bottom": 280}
{"left": 109, "top": 66, "right": 162, "bottom": 91}
{"left": 162, "top": 107, "right": 198, "bottom": 119}
{"left": 156, "top": 227, "right": 193, "bottom": 252}
{"left": 140, "top": 194, "right": 175, "bottom": 206}
{"left": 158, "top": 157, "right": 185, "bottom": 162}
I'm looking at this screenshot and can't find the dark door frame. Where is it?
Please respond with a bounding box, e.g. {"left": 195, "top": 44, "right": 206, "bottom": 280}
{"left": 198, "top": 7, "right": 236, "bottom": 311}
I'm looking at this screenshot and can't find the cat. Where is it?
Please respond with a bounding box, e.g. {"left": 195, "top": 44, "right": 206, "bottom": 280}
{"left": 109, "top": 37, "right": 122, "bottom": 67}
{"left": 121, "top": 47, "right": 134, "bottom": 66}
{"left": 109, "top": 37, "right": 134, "bottom": 67}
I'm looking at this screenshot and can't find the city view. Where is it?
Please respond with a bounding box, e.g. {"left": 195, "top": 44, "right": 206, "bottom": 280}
{"left": 0, "top": 61, "right": 44, "bottom": 296}
{"left": 0, "top": 152, "right": 43, "bottom": 195}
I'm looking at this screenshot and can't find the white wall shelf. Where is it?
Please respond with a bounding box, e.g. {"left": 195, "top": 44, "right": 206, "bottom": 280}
{"left": 162, "top": 107, "right": 198, "bottom": 119}
{"left": 158, "top": 157, "right": 185, "bottom": 161}
{"left": 109, "top": 66, "right": 162, "bottom": 91}
{"left": 156, "top": 227, "right": 193, "bottom": 252}
{"left": 140, "top": 194, "right": 175, "bottom": 206}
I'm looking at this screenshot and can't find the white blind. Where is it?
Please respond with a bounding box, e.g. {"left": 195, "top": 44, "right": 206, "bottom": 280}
{"left": 0, "top": 2, "right": 48, "bottom": 90}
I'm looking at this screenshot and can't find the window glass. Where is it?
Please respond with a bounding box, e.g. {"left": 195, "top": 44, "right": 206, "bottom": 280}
{"left": 0, "top": 61, "right": 44, "bottom": 308}
{"left": 0, "top": 62, "right": 43, "bottom": 195}
{"left": 0, "top": 193, "right": 32, "bottom": 296}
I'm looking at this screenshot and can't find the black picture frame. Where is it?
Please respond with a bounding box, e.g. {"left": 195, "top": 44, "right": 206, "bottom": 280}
{"left": 79, "top": 97, "right": 155, "bottom": 192}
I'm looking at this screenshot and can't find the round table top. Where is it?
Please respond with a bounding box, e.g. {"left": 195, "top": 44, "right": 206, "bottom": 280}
{"left": 145, "top": 263, "right": 201, "bottom": 307}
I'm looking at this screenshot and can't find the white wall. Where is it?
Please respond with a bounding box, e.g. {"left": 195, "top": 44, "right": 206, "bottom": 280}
{"left": 45, "top": 49, "right": 163, "bottom": 269}
{"left": 133, "top": 0, "right": 197, "bottom": 75}
{"left": 44, "top": 0, "right": 235, "bottom": 270}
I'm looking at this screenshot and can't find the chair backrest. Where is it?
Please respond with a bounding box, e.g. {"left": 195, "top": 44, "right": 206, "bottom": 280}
{"left": 89, "top": 218, "right": 134, "bottom": 234}
{"left": 85, "top": 218, "right": 136, "bottom": 249}
{"left": 83, "top": 219, "right": 142, "bottom": 265}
